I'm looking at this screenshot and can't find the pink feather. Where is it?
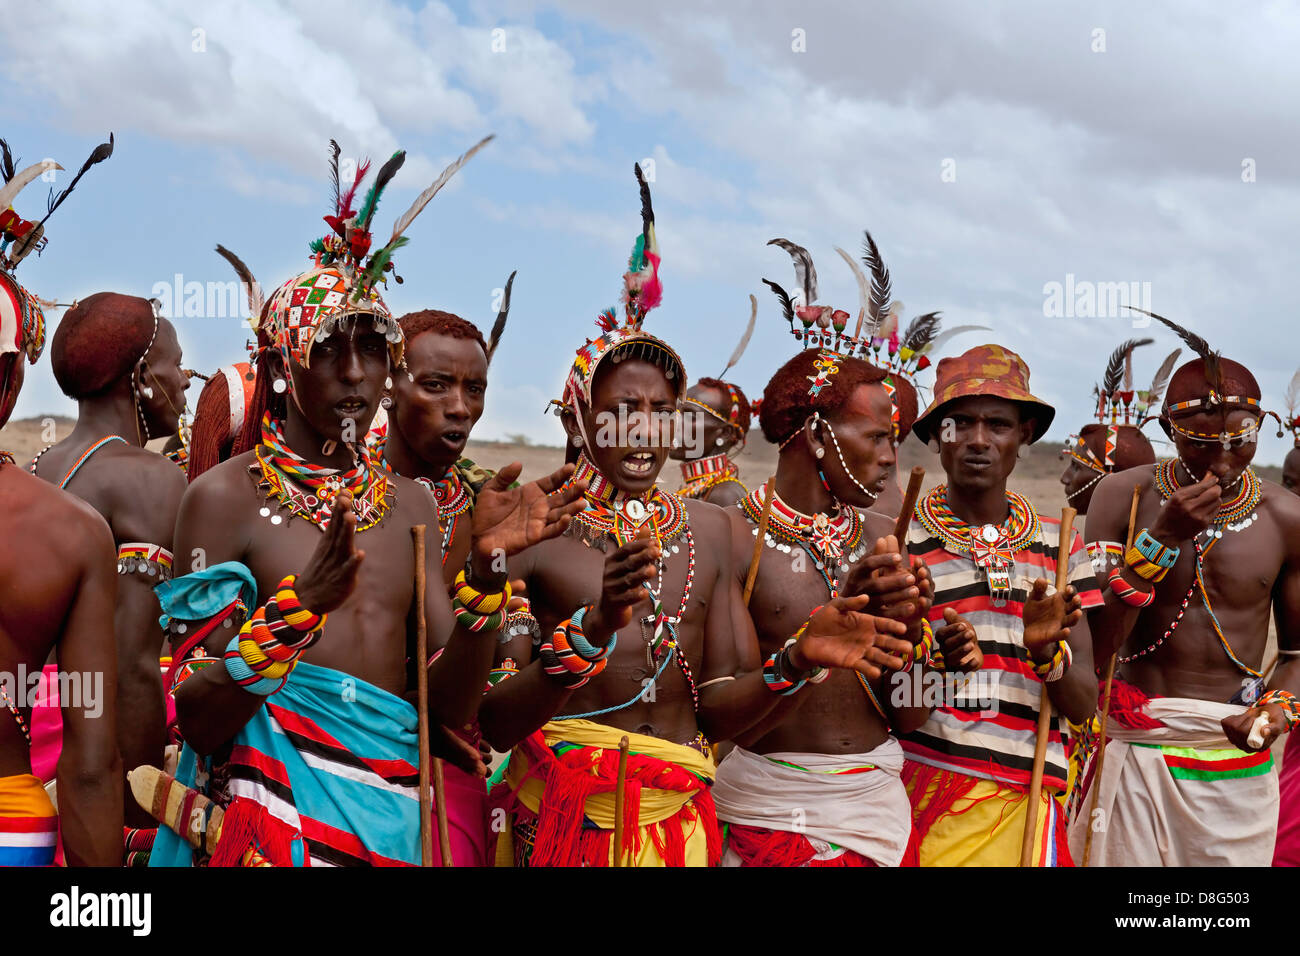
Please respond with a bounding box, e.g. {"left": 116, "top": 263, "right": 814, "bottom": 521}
{"left": 337, "top": 159, "right": 371, "bottom": 218}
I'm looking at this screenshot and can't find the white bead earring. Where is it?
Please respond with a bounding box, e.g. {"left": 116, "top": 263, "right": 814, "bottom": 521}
{"left": 384, "top": 376, "right": 393, "bottom": 389}
{"left": 572, "top": 434, "right": 584, "bottom": 448}
{"left": 272, "top": 378, "right": 287, "bottom": 394}
{"left": 814, "top": 447, "right": 825, "bottom": 459}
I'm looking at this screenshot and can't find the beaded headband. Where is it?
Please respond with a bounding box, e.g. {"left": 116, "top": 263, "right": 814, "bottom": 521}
{"left": 553, "top": 164, "right": 685, "bottom": 424}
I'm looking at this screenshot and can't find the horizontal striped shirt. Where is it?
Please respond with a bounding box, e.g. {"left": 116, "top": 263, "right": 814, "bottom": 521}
{"left": 900, "top": 515, "right": 1103, "bottom": 792}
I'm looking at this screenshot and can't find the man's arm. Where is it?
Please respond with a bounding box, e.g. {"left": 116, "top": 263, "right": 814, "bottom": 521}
{"left": 56, "top": 512, "right": 124, "bottom": 867}
{"left": 112, "top": 456, "right": 186, "bottom": 825}
{"left": 1080, "top": 472, "right": 1146, "bottom": 662}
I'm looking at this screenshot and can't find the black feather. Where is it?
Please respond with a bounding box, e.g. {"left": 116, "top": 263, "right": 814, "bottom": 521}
{"left": 0, "top": 139, "right": 15, "bottom": 184}
{"left": 634, "top": 163, "right": 654, "bottom": 249}
{"left": 486, "top": 270, "right": 516, "bottom": 365}
{"left": 767, "top": 238, "right": 818, "bottom": 305}
{"left": 901, "top": 312, "right": 942, "bottom": 352}
{"left": 328, "top": 139, "right": 342, "bottom": 216}
{"left": 37, "top": 133, "right": 113, "bottom": 230}
{"left": 1100, "top": 337, "right": 1153, "bottom": 397}
{"left": 762, "top": 278, "right": 795, "bottom": 329}
{"left": 358, "top": 149, "right": 406, "bottom": 233}
{"left": 859, "top": 229, "right": 892, "bottom": 330}
{"left": 1125, "top": 307, "right": 1222, "bottom": 394}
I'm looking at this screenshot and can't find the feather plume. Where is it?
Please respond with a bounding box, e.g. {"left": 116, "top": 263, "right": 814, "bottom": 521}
{"left": 762, "top": 278, "right": 795, "bottom": 328}
{"left": 214, "top": 244, "right": 264, "bottom": 329}
{"left": 338, "top": 157, "right": 371, "bottom": 219}
{"left": 1284, "top": 369, "right": 1300, "bottom": 419}
{"left": 486, "top": 270, "right": 515, "bottom": 365}
{"left": 635, "top": 162, "right": 655, "bottom": 251}
{"left": 1147, "top": 348, "right": 1181, "bottom": 406}
{"left": 356, "top": 236, "right": 408, "bottom": 294}
{"left": 0, "top": 139, "right": 15, "bottom": 183}
{"left": 926, "top": 323, "right": 990, "bottom": 354}
{"left": 1126, "top": 306, "right": 1222, "bottom": 392}
{"left": 858, "top": 230, "right": 892, "bottom": 337}
{"left": 718, "top": 294, "right": 757, "bottom": 378}
{"left": 37, "top": 133, "right": 113, "bottom": 230}
{"left": 0, "top": 159, "right": 63, "bottom": 214}
{"left": 834, "top": 246, "right": 871, "bottom": 339}
{"left": 878, "top": 311, "right": 899, "bottom": 344}
{"left": 1101, "top": 337, "right": 1153, "bottom": 396}
{"left": 327, "top": 139, "right": 342, "bottom": 216}
{"left": 388, "top": 135, "right": 494, "bottom": 246}
{"left": 767, "top": 238, "right": 818, "bottom": 306}
{"left": 901, "top": 312, "right": 943, "bottom": 352}
{"left": 357, "top": 150, "right": 406, "bottom": 233}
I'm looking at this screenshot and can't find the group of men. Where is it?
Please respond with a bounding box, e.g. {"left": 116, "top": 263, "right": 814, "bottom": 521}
{"left": 1, "top": 131, "right": 1296, "bottom": 868}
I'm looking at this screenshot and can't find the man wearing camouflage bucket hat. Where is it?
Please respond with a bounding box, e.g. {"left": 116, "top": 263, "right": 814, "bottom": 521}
{"left": 900, "top": 344, "right": 1102, "bottom": 865}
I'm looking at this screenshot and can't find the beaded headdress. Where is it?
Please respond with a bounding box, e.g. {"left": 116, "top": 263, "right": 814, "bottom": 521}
{"left": 763, "top": 230, "right": 982, "bottom": 440}
{"left": 1127, "top": 307, "right": 1285, "bottom": 447}
{"left": 1062, "top": 338, "right": 1170, "bottom": 473}
{"left": 261, "top": 136, "right": 493, "bottom": 377}
{"left": 554, "top": 164, "right": 685, "bottom": 422}
{"left": 0, "top": 133, "right": 114, "bottom": 365}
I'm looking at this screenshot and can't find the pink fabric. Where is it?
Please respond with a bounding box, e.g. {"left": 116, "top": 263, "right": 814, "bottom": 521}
{"left": 1274, "top": 733, "right": 1300, "bottom": 866}
{"left": 28, "top": 665, "right": 62, "bottom": 785}
{"left": 431, "top": 724, "right": 489, "bottom": 867}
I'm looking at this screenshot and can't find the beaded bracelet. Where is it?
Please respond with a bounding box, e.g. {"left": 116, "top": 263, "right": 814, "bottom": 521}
{"left": 452, "top": 570, "right": 511, "bottom": 634}
{"left": 763, "top": 643, "right": 808, "bottom": 696}
{"left": 1133, "top": 528, "right": 1180, "bottom": 569}
{"left": 903, "top": 618, "right": 937, "bottom": 673}
{"left": 563, "top": 606, "right": 613, "bottom": 662}
{"left": 792, "top": 606, "right": 830, "bottom": 685}
{"left": 1124, "top": 547, "right": 1170, "bottom": 583}
{"left": 1029, "top": 639, "right": 1072, "bottom": 682}
{"left": 538, "top": 640, "right": 600, "bottom": 689}
{"left": 224, "top": 635, "right": 294, "bottom": 696}
{"left": 1107, "top": 566, "right": 1155, "bottom": 608}
{"left": 1257, "top": 689, "right": 1300, "bottom": 729}
{"left": 549, "top": 614, "right": 614, "bottom": 682}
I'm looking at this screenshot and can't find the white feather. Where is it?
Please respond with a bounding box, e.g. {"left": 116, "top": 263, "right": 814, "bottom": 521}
{"left": 387, "top": 135, "right": 495, "bottom": 245}
{"left": 834, "top": 246, "right": 871, "bottom": 340}
{"left": 0, "top": 160, "right": 63, "bottom": 213}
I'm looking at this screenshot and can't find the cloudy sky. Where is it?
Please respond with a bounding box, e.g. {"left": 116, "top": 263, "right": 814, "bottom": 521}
{"left": 3, "top": 1, "right": 1297, "bottom": 461}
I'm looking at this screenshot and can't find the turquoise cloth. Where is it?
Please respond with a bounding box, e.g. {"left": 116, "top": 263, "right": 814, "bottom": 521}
{"left": 154, "top": 560, "right": 259, "bottom": 629}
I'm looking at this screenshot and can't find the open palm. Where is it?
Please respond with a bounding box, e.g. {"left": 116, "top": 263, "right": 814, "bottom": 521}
{"left": 471, "top": 462, "right": 588, "bottom": 558}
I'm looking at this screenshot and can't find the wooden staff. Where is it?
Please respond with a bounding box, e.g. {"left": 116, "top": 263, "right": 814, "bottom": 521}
{"left": 612, "top": 735, "right": 631, "bottom": 866}
{"left": 433, "top": 758, "right": 453, "bottom": 867}
{"left": 412, "top": 524, "right": 434, "bottom": 867}
{"left": 893, "top": 466, "right": 926, "bottom": 546}
{"left": 1020, "top": 506, "right": 1076, "bottom": 867}
{"left": 1082, "top": 484, "right": 1142, "bottom": 866}
{"left": 743, "top": 477, "right": 777, "bottom": 606}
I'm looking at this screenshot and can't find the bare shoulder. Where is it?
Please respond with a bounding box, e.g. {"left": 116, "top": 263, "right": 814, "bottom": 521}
{"left": 1260, "top": 477, "right": 1300, "bottom": 530}
{"left": 2, "top": 467, "right": 114, "bottom": 563}
{"left": 181, "top": 450, "right": 260, "bottom": 515}
{"left": 683, "top": 495, "right": 730, "bottom": 541}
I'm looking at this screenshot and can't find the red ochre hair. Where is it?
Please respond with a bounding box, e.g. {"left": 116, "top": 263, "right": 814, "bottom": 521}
{"left": 187, "top": 365, "right": 256, "bottom": 481}
{"left": 760, "top": 350, "right": 918, "bottom": 446}
{"left": 399, "top": 309, "right": 486, "bottom": 354}
{"left": 694, "top": 376, "right": 752, "bottom": 435}
{"left": 50, "top": 292, "right": 156, "bottom": 398}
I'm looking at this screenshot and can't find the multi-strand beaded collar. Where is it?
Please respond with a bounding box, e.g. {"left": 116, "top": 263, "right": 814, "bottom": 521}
{"left": 1120, "top": 460, "right": 1265, "bottom": 679}
{"left": 678, "top": 453, "right": 744, "bottom": 500}
{"left": 739, "top": 482, "right": 867, "bottom": 599}
{"left": 249, "top": 413, "right": 394, "bottom": 532}
{"left": 916, "top": 485, "right": 1041, "bottom": 607}
{"left": 560, "top": 452, "right": 697, "bottom": 708}
{"left": 415, "top": 467, "right": 473, "bottom": 564}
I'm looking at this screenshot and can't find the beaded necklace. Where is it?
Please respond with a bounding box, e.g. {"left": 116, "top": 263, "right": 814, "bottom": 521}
{"left": 916, "top": 485, "right": 1042, "bottom": 607}
{"left": 0, "top": 451, "right": 13, "bottom": 467}
{"left": 561, "top": 453, "right": 697, "bottom": 707}
{"left": 415, "top": 466, "right": 473, "bottom": 565}
{"left": 1121, "top": 462, "right": 1263, "bottom": 676}
{"left": 249, "top": 413, "right": 393, "bottom": 532}
{"left": 1, "top": 685, "right": 29, "bottom": 744}
{"left": 678, "top": 453, "right": 744, "bottom": 500}
{"left": 738, "top": 482, "right": 867, "bottom": 598}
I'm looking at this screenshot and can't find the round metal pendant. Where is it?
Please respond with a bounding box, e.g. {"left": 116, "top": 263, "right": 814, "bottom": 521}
{"left": 980, "top": 524, "right": 1001, "bottom": 543}
{"left": 624, "top": 499, "right": 646, "bottom": 521}
{"left": 271, "top": 514, "right": 283, "bottom": 525}
{"left": 259, "top": 507, "right": 271, "bottom": 518}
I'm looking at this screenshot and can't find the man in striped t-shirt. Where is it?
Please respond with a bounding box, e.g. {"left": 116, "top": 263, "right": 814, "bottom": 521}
{"left": 899, "top": 345, "right": 1102, "bottom": 866}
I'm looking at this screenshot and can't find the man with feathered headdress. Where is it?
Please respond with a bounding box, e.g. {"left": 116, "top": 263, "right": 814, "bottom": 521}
{"left": 0, "top": 133, "right": 122, "bottom": 865}
{"left": 146, "top": 137, "right": 586, "bottom": 867}
{"left": 479, "top": 169, "right": 910, "bottom": 867}
{"left": 1073, "top": 309, "right": 1300, "bottom": 866}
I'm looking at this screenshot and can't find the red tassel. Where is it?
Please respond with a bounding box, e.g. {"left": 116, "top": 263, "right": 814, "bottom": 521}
{"left": 1106, "top": 677, "right": 1166, "bottom": 730}
{"left": 209, "top": 798, "right": 303, "bottom": 867}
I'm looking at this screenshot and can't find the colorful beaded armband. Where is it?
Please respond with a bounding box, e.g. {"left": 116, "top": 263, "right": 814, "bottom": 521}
{"left": 223, "top": 575, "right": 326, "bottom": 696}
{"left": 1133, "top": 528, "right": 1180, "bottom": 569}
{"left": 1124, "top": 547, "right": 1170, "bottom": 583}
{"left": 1107, "top": 566, "right": 1155, "bottom": 608}
{"left": 1257, "top": 689, "right": 1300, "bottom": 729}
{"left": 452, "top": 569, "right": 511, "bottom": 634}
{"left": 1030, "top": 639, "right": 1072, "bottom": 682}
{"left": 903, "top": 618, "right": 936, "bottom": 673}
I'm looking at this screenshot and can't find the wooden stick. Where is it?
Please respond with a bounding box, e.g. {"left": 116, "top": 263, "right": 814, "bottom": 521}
{"left": 893, "top": 466, "right": 926, "bottom": 545}
{"left": 412, "top": 524, "right": 433, "bottom": 868}
{"left": 1020, "top": 505, "right": 1076, "bottom": 867}
{"left": 1083, "top": 484, "right": 1143, "bottom": 866}
{"left": 433, "top": 758, "right": 453, "bottom": 867}
{"left": 742, "top": 477, "right": 777, "bottom": 606}
{"left": 612, "top": 735, "right": 631, "bottom": 866}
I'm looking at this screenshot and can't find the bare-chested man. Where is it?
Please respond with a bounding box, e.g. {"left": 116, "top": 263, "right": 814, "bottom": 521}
{"left": 1, "top": 262, "right": 121, "bottom": 866}
{"left": 479, "top": 168, "right": 911, "bottom": 866}
{"left": 1275, "top": 402, "right": 1300, "bottom": 865}
{"left": 1072, "top": 313, "right": 1300, "bottom": 866}
{"left": 147, "top": 137, "right": 583, "bottom": 866}
{"left": 711, "top": 348, "right": 982, "bottom": 867}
